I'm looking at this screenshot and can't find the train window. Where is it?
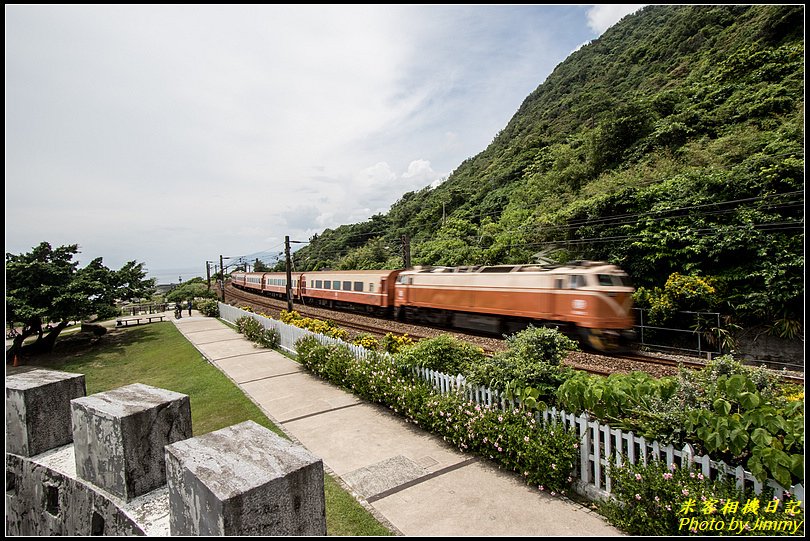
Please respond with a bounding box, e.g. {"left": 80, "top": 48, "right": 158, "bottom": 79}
{"left": 369, "top": 283, "right": 374, "bottom": 292}
{"left": 333, "top": 281, "right": 341, "bottom": 290}
{"left": 555, "top": 278, "right": 563, "bottom": 289}
{"left": 597, "top": 274, "right": 614, "bottom": 287}
{"left": 316, "top": 280, "right": 323, "bottom": 288}
{"left": 353, "top": 281, "right": 363, "bottom": 292}
{"left": 343, "top": 281, "right": 351, "bottom": 291}
{"left": 569, "top": 275, "right": 585, "bottom": 289}
{"left": 619, "top": 275, "right": 633, "bottom": 287}
{"left": 311, "top": 280, "right": 314, "bottom": 288}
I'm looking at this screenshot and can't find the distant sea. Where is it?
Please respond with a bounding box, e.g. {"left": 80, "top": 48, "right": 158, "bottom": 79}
{"left": 148, "top": 267, "right": 207, "bottom": 286}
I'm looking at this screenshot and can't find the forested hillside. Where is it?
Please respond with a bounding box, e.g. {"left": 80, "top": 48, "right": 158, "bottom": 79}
{"left": 286, "top": 5, "right": 804, "bottom": 334}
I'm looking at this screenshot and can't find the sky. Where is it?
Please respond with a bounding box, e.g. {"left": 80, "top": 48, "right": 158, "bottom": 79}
{"left": 6, "top": 5, "right": 645, "bottom": 282}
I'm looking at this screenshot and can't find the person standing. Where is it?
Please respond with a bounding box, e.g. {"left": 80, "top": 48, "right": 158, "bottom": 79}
{"left": 187, "top": 299, "right": 193, "bottom": 316}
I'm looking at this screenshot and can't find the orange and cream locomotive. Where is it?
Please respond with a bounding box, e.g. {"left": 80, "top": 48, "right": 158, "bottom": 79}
{"left": 231, "top": 261, "right": 635, "bottom": 350}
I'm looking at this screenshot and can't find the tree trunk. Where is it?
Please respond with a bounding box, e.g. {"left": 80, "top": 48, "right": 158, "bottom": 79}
{"left": 22, "top": 320, "right": 70, "bottom": 355}
{"left": 39, "top": 321, "right": 70, "bottom": 352}
{"left": 5, "top": 317, "right": 43, "bottom": 364}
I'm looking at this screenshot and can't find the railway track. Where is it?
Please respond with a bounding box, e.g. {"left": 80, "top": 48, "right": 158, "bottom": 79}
{"left": 224, "top": 284, "right": 803, "bottom": 383}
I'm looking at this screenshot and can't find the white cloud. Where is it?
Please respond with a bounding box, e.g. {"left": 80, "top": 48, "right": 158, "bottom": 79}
{"left": 586, "top": 5, "right": 646, "bottom": 35}
{"left": 5, "top": 6, "right": 602, "bottom": 271}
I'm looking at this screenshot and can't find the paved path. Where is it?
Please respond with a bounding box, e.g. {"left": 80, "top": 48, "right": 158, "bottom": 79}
{"left": 173, "top": 314, "right": 622, "bottom": 536}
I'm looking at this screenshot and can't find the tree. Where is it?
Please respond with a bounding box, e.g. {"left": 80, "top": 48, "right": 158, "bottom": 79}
{"left": 165, "top": 277, "right": 217, "bottom": 303}
{"left": 253, "top": 258, "right": 271, "bottom": 272}
{"left": 5, "top": 242, "right": 156, "bottom": 362}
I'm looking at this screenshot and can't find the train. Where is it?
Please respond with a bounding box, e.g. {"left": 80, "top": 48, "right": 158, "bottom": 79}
{"left": 230, "top": 261, "right": 636, "bottom": 351}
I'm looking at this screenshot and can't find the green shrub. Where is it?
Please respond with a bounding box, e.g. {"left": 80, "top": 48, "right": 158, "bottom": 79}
{"left": 465, "top": 327, "right": 576, "bottom": 401}
{"left": 294, "top": 335, "right": 578, "bottom": 495}
{"left": 555, "top": 355, "right": 804, "bottom": 487}
{"left": 197, "top": 299, "right": 220, "bottom": 317}
{"left": 394, "top": 335, "right": 485, "bottom": 376}
{"left": 380, "top": 332, "right": 414, "bottom": 354}
{"left": 503, "top": 325, "right": 578, "bottom": 366}
{"left": 235, "top": 315, "right": 280, "bottom": 349}
{"left": 603, "top": 459, "right": 804, "bottom": 536}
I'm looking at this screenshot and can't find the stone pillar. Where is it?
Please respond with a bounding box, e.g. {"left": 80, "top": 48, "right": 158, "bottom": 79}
{"left": 165, "top": 420, "right": 326, "bottom": 536}
{"left": 6, "top": 369, "right": 86, "bottom": 457}
{"left": 71, "top": 383, "right": 191, "bottom": 501}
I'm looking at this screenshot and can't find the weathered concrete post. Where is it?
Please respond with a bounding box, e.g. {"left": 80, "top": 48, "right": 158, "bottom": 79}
{"left": 71, "top": 383, "right": 191, "bottom": 501}
{"left": 165, "top": 420, "right": 326, "bottom": 536}
{"left": 6, "top": 369, "right": 86, "bottom": 457}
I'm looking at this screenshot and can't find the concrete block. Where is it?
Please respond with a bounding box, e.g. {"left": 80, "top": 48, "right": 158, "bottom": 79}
{"left": 71, "top": 383, "right": 191, "bottom": 501}
{"left": 6, "top": 369, "right": 86, "bottom": 457}
{"left": 165, "top": 420, "right": 326, "bottom": 536}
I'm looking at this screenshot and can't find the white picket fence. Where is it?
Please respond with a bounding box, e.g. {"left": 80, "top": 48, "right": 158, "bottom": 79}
{"left": 218, "top": 303, "right": 804, "bottom": 506}
{"left": 218, "top": 303, "right": 377, "bottom": 359}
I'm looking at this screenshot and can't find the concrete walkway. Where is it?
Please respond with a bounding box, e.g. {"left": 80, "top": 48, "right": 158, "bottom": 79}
{"left": 172, "top": 313, "right": 622, "bottom": 536}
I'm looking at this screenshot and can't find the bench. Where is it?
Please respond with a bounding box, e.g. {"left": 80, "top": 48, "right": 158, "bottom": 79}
{"left": 116, "top": 315, "right": 166, "bottom": 327}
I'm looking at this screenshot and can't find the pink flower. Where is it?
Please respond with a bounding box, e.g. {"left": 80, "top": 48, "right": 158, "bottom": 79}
{"left": 635, "top": 473, "right": 642, "bottom": 481}
{"left": 550, "top": 491, "right": 556, "bottom": 496}
{"left": 670, "top": 463, "right": 677, "bottom": 471}
{"left": 635, "top": 494, "right": 642, "bottom": 501}
{"left": 498, "top": 416, "right": 504, "bottom": 422}
{"left": 539, "top": 485, "right": 545, "bottom": 491}
{"left": 697, "top": 473, "right": 704, "bottom": 480}
{"left": 654, "top": 496, "right": 660, "bottom": 502}
{"left": 498, "top": 447, "right": 502, "bottom": 452}
{"left": 682, "top": 489, "right": 689, "bottom": 496}
{"left": 524, "top": 436, "right": 530, "bottom": 442}
{"left": 689, "top": 472, "right": 695, "bottom": 478}
{"left": 551, "top": 463, "right": 557, "bottom": 470}
{"left": 662, "top": 473, "right": 673, "bottom": 480}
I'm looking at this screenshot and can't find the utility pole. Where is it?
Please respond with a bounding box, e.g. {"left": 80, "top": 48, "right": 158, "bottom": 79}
{"left": 401, "top": 234, "right": 411, "bottom": 268}
{"left": 284, "top": 236, "right": 293, "bottom": 312}
{"left": 220, "top": 254, "right": 225, "bottom": 302}
{"left": 206, "top": 261, "right": 211, "bottom": 291}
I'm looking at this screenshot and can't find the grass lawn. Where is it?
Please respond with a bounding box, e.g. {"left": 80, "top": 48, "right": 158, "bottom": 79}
{"left": 24, "top": 322, "right": 391, "bottom": 536}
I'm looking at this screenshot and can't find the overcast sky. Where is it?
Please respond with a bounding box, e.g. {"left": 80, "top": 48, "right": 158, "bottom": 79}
{"left": 6, "top": 5, "right": 644, "bottom": 281}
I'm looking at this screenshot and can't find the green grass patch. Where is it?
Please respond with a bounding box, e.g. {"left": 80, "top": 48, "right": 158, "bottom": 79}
{"left": 26, "top": 322, "right": 391, "bottom": 536}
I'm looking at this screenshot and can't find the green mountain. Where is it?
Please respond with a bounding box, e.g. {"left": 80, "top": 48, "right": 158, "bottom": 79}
{"left": 288, "top": 5, "right": 804, "bottom": 333}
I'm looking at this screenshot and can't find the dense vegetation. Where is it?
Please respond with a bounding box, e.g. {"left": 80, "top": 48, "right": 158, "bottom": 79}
{"left": 6, "top": 242, "right": 155, "bottom": 360}
{"left": 286, "top": 5, "right": 804, "bottom": 335}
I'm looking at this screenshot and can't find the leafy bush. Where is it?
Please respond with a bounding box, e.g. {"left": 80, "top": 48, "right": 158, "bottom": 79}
{"left": 351, "top": 333, "right": 380, "bottom": 350}
{"left": 235, "top": 316, "right": 280, "bottom": 349}
{"left": 555, "top": 355, "right": 803, "bottom": 487}
{"left": 466, "top": 327, "right": 576, "bottom": 400}
{"left": 634, "top": 273, "right": 719, "bottom": 325}
{"left": 294, "top": 336, "right": 579, "bottom": 495}
{"left": 380, "top": 332, "right": 414, "bottom": 354}
{"left": 503, "top": 325, "right": 578, "bottom": 366}
{"left": 279, "top": 310, "right": 349, "bottom": 340}
{"left": 196, "top": 299, "right": 219, "bottom": 317}
{"left": 603, "top": 459, "right": 804, "bottom": 536}
{"left": 394, "top": 335, "right": 485, "bottom": 375}
{"left": 556, "top": 371, "right": 684, "bottom": 440}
